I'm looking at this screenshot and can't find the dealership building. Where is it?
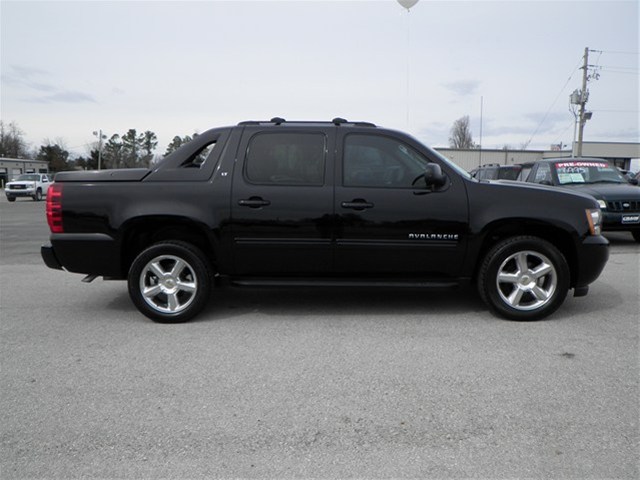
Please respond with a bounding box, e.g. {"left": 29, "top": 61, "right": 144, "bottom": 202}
{"left": 0, "top": 157, "right": 49, "bottom": 187}
{"left": 436, "top": 141, "right": 640, "bottom": 173}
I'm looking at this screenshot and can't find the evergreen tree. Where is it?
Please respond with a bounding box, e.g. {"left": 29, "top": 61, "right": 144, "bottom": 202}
{"left": 36, "top": 143, "right": 70, "bottom": 172}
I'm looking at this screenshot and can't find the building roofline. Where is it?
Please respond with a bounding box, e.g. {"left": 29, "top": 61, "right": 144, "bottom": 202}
{"left": 434, "top": 147, "right": 552, "bottom": 154}
{"left": 0, "top": 157, "right": 48, "bottom": 164}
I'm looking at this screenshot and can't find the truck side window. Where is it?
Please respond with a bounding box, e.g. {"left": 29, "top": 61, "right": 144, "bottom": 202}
{"left": 245, "top": 132, "right": 326, "bottom": 186}
{"left": 533, "top": 163, "right": 552, "bottom": 184}
{"left": 343, "top": 134, "right": 428, "bottom": 188}
{"left": 517, "top": 166, "right": 532, "bottom": 182}
{"left": 179, "top": 142, "right": 216, "bottom": 168}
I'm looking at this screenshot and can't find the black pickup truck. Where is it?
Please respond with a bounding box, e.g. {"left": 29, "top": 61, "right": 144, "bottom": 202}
{"left": 42, "top": 118, "right": 609, "bottom": 323}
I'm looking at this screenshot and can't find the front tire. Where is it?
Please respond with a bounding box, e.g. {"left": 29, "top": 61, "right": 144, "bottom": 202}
{"left": 478, "top": 236, "right": 569, "bottom": 321}
{"left": 632, "top": 230, "right": 640, "bottom": 243}
{"left": 7, "top": 196, "right": 16, "bottom": 202}
{"left": 33, "top": 189, "right": 42, "bottom": 201}
{"left": 128, "top": 241, "right": 212, "bottom": 323}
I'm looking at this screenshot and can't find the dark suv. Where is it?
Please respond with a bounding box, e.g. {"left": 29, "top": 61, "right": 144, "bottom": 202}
{"left": 523, "top": 158, "right": 640, "bottom": 242}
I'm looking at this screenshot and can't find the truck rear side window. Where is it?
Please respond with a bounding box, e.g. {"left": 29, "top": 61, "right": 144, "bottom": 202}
{"left": 245, "top": 132, "right": 326, "bottom": 185}
{"left": 180, "top": 142, "right": 217, "bottom": 168}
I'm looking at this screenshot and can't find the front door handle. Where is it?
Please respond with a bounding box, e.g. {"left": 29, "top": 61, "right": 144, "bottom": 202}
{"left": 238, "top": 197, "right": 271, "bottom": 208}
{"left": 341, "top": 199, "right": 374, "bottom": 211}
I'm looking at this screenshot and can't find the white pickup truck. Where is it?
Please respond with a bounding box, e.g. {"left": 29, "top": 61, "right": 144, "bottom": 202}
{"left": 5, "top": 173, "right": 52, "bottom": 202}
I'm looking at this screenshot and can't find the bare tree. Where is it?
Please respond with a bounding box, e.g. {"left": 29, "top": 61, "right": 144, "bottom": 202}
{"left": 448, "top": 116, "right": 475, "bottom": 149}
{"left": 0, "top": 121, "right": 30, "bottom": 158}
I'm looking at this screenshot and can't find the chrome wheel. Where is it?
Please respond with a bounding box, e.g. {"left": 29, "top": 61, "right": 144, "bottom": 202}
{"left": 496, "top": 250, "right": 557, "bottom": 311}
{"left": 139, "top": 254, "right": 198, "bottom": 315}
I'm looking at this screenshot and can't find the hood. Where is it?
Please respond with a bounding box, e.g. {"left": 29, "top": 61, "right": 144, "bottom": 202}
{"left": 558, "top": 182, "right": 640, "bottom": 201}
{"left": 488, "top": 178, "right": 593, "bottom": 196}
{"left": 484, "top": 178, "right": 599, "bottom": 205}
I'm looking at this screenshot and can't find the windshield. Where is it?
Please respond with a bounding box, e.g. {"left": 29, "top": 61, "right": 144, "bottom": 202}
{"left": 554, "top": 161, "right": 625, "bottom": 185}
{"left": 15, "top": 174, "right": 39, "bottom": 181}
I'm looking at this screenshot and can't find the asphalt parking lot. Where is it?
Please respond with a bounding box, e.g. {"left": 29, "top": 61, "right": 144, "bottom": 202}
{"left": 1, "top": 194, "right": 638, "bottom": 479}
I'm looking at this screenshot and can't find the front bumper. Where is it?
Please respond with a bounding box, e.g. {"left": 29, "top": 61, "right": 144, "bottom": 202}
{"left": 602, "top": 211, "right": 640, "bottom": 232}
{"left": 6, "top": 188, "right": 35, "bottom": 197}
{"left": 574, "top": 234, "right": 610, "bottom": 289}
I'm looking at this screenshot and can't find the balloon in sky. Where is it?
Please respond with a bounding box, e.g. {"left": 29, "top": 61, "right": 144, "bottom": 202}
{"left": 397, "top": 0, "right": 419, "bottom": 10}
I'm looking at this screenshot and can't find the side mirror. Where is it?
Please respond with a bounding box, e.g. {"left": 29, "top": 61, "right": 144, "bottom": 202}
{"left": 424, "top": 163, "right": 447, "bottom": 188}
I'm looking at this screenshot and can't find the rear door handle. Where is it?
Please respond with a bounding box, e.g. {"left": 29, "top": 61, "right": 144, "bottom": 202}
{"left": 238, "top": 197, "right": 271, "bottom": 208}
{"left": 341, "top": 199, "right": 374, "bottom": 210}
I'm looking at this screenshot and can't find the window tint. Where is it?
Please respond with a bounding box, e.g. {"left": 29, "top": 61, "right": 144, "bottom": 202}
{"left": 245, "top": 133, "right": 326, "bottom": 185}
{"left": 343, "top": 134, "right": 429, "bottom": 188}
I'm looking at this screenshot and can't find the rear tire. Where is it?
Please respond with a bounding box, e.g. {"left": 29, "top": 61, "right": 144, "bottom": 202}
{"left": 478, "top": 236, "right": 569, "bottom": 321}
{"left": 128, "top": 241, "right": 213, "bottom": 323}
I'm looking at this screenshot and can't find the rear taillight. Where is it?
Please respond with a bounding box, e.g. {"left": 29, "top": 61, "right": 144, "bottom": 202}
{"left": 46, "top": 183, "right": 63, "bottom": 233}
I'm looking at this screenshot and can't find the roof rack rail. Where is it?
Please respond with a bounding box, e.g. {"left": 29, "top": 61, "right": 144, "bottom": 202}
{"left": 333, "top": 118, "right": 376, "bottom": 127}
{"left": 237, "top": 118, "right": 377, "bottom": 127}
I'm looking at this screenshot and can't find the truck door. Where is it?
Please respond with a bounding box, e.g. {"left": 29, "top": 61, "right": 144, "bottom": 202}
{"left": 230, "top": 126, "right": 335, "bottom": 275}
{"left": 334, "top": 130, "right": 468, "bottom": 279}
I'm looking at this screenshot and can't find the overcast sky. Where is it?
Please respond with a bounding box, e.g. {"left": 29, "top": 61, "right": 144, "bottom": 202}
{"left": 1, "top": 0, "right": 638, "bottom": 158}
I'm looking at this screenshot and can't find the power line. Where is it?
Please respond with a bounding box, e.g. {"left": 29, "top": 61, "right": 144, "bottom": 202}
{"left": 67, "top": 142, "right": 94, "bottom": 150}
{"left": 591, "top": 109, "right": 639, "bottom": 113}
{"left": 598, "top": 65, "right": 639, "bottom": 70}
{"left": 599, "top": 69, "right": 640, "bottom": 75}
{"left": 525, "top": 58, "right": 582, "bottom": 147}
{"left": 552, "top": 119, "right": 576, "bottom": 146}
{"left": 599, "top": 50, "right": 639, "bottom": 55}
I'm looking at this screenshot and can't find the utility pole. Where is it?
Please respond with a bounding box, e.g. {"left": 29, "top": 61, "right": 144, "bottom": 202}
{"left": 574, "top": 47, "right": 600, "bottom": 157}
{"left": 478, "top": 96, "right": 483, "bottom": 166}
{"left": 93, "top": 130, "right": 106, "bottom": 170}
{"left": 576, "top": 47, "right": 589, "bottom": 157}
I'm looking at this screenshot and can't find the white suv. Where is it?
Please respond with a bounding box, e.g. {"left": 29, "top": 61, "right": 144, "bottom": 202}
{"left": 5, "top": 173, "right": 52, "bottom": 202}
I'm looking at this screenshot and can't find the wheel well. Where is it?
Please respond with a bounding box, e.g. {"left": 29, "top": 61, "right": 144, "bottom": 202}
{"left": 121, "top": 219, "right": 216, "bottom": 275}
{"left": 474, "top": 221, "right": 578, "bottom": 287}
